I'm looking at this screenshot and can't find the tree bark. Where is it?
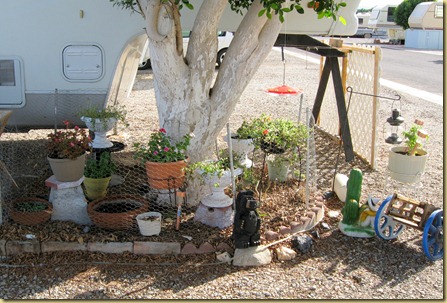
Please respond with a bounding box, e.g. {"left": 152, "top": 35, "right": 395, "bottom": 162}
{"left": 144, "top": 0, "right": 283, "bottom": 162}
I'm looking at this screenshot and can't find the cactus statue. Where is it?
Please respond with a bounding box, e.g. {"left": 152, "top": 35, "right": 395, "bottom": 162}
{"left": 338, "top": 169, "right": 378, "bottom": 238}
{"left": 341, "top": 169, "right": 363, "bottom": 225}
{"left": 342, "top": 198, "right": 360, "bottom": 225}
{"left": 345, "top": 168, "right": 363, "bottom": 203}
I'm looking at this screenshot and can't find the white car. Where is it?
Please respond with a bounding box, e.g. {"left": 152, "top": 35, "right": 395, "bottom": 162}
{"left": 138, "top": 31, "right": 234, "bottom": 70}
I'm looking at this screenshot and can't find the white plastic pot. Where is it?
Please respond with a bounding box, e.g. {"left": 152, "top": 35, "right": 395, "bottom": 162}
{"left": 388, "top": 146, "right": 428, "bottom": 183}
{"left": 136, "top": 212, "right": 162, "bottom": 236}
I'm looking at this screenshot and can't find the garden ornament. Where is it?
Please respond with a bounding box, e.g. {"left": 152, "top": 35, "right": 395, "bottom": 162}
{"left": 232, "top": 190, "right": 261, "bottom": 249}
{"left": 338, "top": 169, "right": 378, "bottom": 238}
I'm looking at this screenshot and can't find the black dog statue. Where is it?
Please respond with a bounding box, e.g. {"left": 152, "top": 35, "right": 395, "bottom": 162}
{"left": 232, "top": 190, "right": 261, "bottom": 249}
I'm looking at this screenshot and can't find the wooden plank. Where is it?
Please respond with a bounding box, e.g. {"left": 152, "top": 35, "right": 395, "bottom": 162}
{"left": 329, "top": 57, "right": 354, "bottom": 162}
{"left": 274, "top": 34, "right": 346, "bottom": 57}
{"left": 391, "top": 216, "right": 420, "bottom": 229}
{"left": 312, "top": 58, "right": 332, "bottom": 123}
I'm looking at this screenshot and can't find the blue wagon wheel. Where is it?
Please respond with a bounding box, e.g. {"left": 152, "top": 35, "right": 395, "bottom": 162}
{"left": 422, "top": 209, "right": 443, "bottom": 261}
{"left": 374, "top": 195, "right": 406, "bottom": 240}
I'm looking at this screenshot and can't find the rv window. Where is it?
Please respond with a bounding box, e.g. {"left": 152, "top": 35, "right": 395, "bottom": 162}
{"left": 387, "top": 7, "right": 395, "bottom": 22}
{"left": 0, "top": 58, "right": 25, "bottom": 107}
{"left": 434, "top": 5, "right": 443, "bottom": 18}
{"left": 0, "top": 60, "right": 15, "bottom": 86}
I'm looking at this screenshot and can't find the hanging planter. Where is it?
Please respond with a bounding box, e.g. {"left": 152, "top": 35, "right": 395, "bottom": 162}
{"left": 136, "top": 212, "right": 162, "bottom": 236}
{"left": 87, "top": 195, "right": 149, "bottom": 230}
{"left": 9, "top": 197, "right": 53, "bottom": 226}
{"left": 388, "top": 146, "right": 428, "bottom": 183}
{"left": 260, "top": 140, "right": 286, "bottom": 154}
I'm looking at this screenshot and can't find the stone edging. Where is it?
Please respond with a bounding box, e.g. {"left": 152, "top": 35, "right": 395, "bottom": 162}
{"left": 0, "top": 201, "right": 325, "bottom": 257}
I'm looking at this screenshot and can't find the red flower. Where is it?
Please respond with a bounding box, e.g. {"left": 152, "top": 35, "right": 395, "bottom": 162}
{"left": 159, "top": 128, "right": 166, "bottom": 133}
{"left": 63, "top": 120, "right": 70, "bottom": 127}
{"left": 263, "top": 129, "right": 269, "bottom": 135}
{"left": 164, "top": 147, "right": 170, "bottom": 152}
{"left": 153, "top": 151, "right": 159, "bottom": 155}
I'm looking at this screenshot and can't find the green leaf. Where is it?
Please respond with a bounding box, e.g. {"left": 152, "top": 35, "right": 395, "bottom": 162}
{"left": 266, "top": 10, "right": 272, "bottom": 19}
{"left": 258, "top": 8, "right": 266, "bottom": 17}
{"left": 281, "top": 7, "right": 292, "bottom": 13}
{"left": 279, "top": 14, "right": 285, "bottom": 23}
{"left": 339, "top": 2, "right": 347, "bottom": 7}
{"left": 339, "top": 16, "right": 347, "bottom": 25}
{"left": 296, "top": 6, "right": 304, "bottom": 14}
{"left": 185, "top": 2, "right": 193, "bottom": 10}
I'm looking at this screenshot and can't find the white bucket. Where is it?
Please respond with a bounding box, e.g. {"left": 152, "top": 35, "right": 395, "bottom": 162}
{"left": 136, "top": 212, "right": 162, "bottom": 236}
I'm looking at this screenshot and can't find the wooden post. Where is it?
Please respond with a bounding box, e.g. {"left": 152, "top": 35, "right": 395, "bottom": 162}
{"left": 371, "top": 46, "right": 381, "bottom": 169}
{"left": 329, "top": 57, "right": 354, "bottom": 162}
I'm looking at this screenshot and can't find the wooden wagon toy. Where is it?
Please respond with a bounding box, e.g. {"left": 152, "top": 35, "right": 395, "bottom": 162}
{"left": 374, "top": 193, "right": 443, "bottom": 261}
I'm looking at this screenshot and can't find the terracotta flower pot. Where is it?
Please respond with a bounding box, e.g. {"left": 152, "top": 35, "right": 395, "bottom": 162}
{"left": 145, "top": 159, "right": 188, "bottom": 189}
{"left": 87, "top": 195, "right": 149, "bottom": 230}
{"left": 9, "top": 197, "right": 52, "bottom": 226}
{"left": 47, "top": 153, "right": 86, "bottom": 182}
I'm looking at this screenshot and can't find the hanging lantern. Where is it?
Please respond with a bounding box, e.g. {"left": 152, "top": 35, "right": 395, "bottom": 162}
{"left": 385, "top": 102, "right": 404, "bottom": 144}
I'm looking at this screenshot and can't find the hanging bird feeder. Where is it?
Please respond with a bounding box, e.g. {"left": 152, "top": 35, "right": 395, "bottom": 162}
{"left": 266, "top": 46, "right": 302, "bottom": 96}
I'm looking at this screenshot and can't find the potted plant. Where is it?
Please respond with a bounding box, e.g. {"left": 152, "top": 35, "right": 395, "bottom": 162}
{"left": 46, "top": 120, "right": 92, "bottom": 182}
{"left": 83, "top": 151, "right": 116, "bottom": 200}
{"left": 79, "top": 104, "right": 127, "bottom": 148}
{"left": 388, "top": 120, "right": 429, "bottom": 183}
{"left": 9, "top": 197, "right": 53, "bottom": 226}
{"left": 133, "top": 128, "right": 192, "bottom": 189}
{"left": 187, "top": 149, "right": 242, "bottom": 207}
{"left": 224, "top": 120, "right": 258, "bottom": 168}
{"left": 259, "top": 117, "right": 308, "bottom": 154}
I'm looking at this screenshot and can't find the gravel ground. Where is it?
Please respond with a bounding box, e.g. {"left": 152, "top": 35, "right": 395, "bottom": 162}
{"left": 0, "top": 45, "right": 443, "bottom": 300}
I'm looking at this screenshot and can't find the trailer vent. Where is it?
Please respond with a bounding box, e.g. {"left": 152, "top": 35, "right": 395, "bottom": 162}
{"left": 62, "top": 45, "right": 104, "bottom": 81}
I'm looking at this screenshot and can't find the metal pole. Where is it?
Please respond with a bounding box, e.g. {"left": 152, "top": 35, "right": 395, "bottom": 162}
{"left": 227, "top": 123, "right": 237, "bottom": 208}
{"left": 305, "top": 108, "right": 310, "bottom": 210}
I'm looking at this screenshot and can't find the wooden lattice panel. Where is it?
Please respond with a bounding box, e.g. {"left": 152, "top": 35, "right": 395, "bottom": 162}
{"left": 317, "top": 44, "right": 381, "bottom": 168}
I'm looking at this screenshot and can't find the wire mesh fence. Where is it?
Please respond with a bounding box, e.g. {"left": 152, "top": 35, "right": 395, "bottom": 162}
{"left": 0, "top": 86, "right": 319, "bottom": 249}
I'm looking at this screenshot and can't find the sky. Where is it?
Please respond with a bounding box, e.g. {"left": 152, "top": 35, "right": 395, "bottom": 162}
{"left": 358, "top": 0, "right": 404, "bottom": 9}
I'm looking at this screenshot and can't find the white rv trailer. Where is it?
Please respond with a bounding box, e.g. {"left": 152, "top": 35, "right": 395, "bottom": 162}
{"left": 368, "top": 4, "right": 402, "bottom": 30}
{"left": 406, "top": 2, "right": 444, "bottom": 50}
{"left": 0, "top": 0, "right": 360, "bottom": 129}
{"left": 408, "top": 1, "right": 444, "bottom": 30}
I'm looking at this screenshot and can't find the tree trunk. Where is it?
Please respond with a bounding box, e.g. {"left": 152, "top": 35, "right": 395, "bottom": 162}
{"left": 145, "top": 0, "right": 282, "bottom": 162}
